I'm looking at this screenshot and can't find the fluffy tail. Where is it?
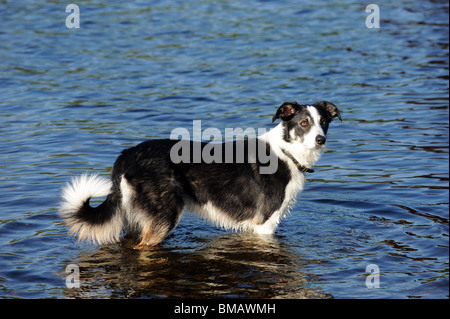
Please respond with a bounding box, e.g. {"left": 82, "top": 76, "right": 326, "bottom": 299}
{"left": 59, "top": 174, "right": 123, "bottom": 244}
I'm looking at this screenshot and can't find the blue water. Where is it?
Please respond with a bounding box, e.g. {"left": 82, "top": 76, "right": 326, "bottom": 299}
{"left": 0, "top": 0, "right": 448, "bottom": 299}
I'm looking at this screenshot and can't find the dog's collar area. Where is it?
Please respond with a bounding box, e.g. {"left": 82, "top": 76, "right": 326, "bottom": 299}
{"left": 281, "top": 149, "right": 315, "bottom": 173}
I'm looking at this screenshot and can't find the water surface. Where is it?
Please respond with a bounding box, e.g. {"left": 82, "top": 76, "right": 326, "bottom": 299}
{"left": 0, "top": 0, "right": 448, "bottom": 299}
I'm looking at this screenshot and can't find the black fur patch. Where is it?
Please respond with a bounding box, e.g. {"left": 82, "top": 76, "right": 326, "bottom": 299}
{"left": 111, "top": 139, "right": 291, "bottom": 227}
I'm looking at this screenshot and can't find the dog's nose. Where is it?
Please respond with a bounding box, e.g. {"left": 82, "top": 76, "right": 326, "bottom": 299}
{"left": 316, "top": 135, "right": 326, "bottom": 145}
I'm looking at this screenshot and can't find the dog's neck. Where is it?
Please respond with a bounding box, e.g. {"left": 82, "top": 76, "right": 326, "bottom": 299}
{"left": 280, "top": 149, "right": 315, "bottom": 173}
{"left": 259, "top": 122, "right": 323, "bottom": 172}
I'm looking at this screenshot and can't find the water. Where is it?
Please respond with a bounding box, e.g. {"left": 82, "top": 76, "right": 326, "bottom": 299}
{"left": 0, "top": 0, "right": 448, "bottom": 299}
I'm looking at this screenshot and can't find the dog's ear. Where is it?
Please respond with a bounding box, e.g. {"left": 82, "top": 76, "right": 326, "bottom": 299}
{"left": 314, "top": 101, "right": 342, "bottom": 122}
{"left": 272, "top": 101, "right": 300, "bottom": 123}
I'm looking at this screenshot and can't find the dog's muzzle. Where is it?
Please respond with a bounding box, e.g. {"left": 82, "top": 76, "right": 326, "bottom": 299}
{"left": 316, "top": 135, "right": 326, "bottom": 145}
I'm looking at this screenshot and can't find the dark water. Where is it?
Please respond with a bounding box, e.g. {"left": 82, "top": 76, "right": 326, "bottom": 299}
{"left": 0, "top": 0, "right": 448, "bottom": 299}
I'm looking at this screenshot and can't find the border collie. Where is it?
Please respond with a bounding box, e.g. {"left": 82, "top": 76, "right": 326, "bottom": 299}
{"left": 60, "top": 101, "right": 341, "bottom": 248}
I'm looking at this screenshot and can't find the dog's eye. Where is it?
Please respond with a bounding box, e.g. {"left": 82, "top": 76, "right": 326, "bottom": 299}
{"left": 300, "top": 120, "right": 309, "bottom": 127}
{"left": 321, "top": 120, "right": 327, "bottom": 126}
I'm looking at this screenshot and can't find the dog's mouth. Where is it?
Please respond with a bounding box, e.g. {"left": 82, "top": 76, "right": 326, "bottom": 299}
{"left": 314, "top": 142, "right": 327, "bottom": 151}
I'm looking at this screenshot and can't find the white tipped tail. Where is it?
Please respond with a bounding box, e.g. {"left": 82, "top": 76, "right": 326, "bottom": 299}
{"left": 60, "top": 174, "right": 112, "bottom": 214}
{"left": 60, "top": 174, "right": 123, "bottom": 244}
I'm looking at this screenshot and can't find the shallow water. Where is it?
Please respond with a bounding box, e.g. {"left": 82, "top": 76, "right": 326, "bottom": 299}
{"left": 0, "top": 0, "right": 448, "bottom": 299}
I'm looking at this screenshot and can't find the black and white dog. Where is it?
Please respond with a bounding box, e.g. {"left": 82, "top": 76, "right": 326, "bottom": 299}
{"left": 60, "top": 101, "right": 341, "bottom": 248}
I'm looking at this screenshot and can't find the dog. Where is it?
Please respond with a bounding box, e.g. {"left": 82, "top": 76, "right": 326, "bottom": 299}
{"left": 60, "top": 101, "right": 341, "bottom": 248}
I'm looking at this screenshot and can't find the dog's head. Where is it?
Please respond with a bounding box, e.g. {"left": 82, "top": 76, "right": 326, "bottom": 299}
{"left": 272, "top": 101, "right": 342, "bottom": 149}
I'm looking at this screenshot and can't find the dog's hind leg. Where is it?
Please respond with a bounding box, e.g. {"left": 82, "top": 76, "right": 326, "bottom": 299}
{"left": 134, "top": 206, "right": 184, "bottom": 249}
{"left": 119, "top": 173, "right": 185, "bottom": 248}
{"left": 132, "top": 188, "right": 184, "bottom": 249}
{"left": 135, "top": 223, "right": 169, "bottom": 248}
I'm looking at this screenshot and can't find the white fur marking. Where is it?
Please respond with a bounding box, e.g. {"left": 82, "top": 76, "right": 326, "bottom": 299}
{"left": 120, "top": 176, "right": 149, "bottom": 234}
{"left": 304, "top": 106, "right": 326, "bottom": 149}
{"left": 59, "top": 174, "right": 123, "bottom": 244}
{"left": 60, "top": 174, "right": 112, "bottom": 214}
{"left": 186, "top": 201, "right": 261, "bottom": 233}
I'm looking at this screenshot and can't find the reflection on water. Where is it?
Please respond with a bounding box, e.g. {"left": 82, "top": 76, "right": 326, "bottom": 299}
{"left": 64, "top": 233, "right": 330, "bottom": 299}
